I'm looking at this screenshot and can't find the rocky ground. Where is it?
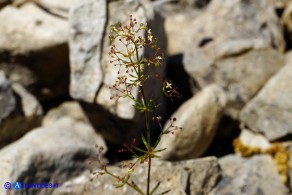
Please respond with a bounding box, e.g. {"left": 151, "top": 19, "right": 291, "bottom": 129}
{"left": 1, "top": 0, "right": 292, "bottom": 194}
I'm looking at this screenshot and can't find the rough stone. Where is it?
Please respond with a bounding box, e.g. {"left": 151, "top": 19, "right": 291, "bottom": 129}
{"left": 239, "top": 51, "right": 292, "bottom": 140}
{"left": 0, "top": 62, "right": 37, "bottom": 88}
{"left": 42, "top": 101, "right": 88, "bottom": 126}
{"left": 164, "top": 8, "right": 203, "bottom": 55}
{"left": 186, "top": 48, "right": 284, "bottom": 118}
{"left": 0, "top": 3, "right": 68, "bottom": 54}
{"left": 12, "top": 0, "right": 78, "bottom": 19}
{"left": 0, "top": 3, "right": 70, "bottom": 102}
{"left": 53, "top": 157, "right": 221, "bottom": 195}
{"left": 183, "top": 0, "right": 285, "bottom": 118}
{"left": 0, "top": 117, "right": 107, "bottom": 195}
{"left": 69, "top": 0, "right": 106, "bottom": 103}
{"left": 210, "top": 155, "right": 288, "bottom": 195}
{"left": 157, "top": 84, "right": 226, "bottom": 160}
{"left": 12, "top": 83, "right": 43, "bottom": 117}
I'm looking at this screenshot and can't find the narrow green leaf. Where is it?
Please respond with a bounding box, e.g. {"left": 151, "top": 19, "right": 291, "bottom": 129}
{"left": 150, "top": 182, "right": 160, "bottom": 195}
{"left": 133, "top": 146, "right": 147, "bottom": 153}
{"left": 141, "top": 134, "right": 149, "bottom": 149}
{"left": 114, "top": 182, "right": 125, "bottom": 188}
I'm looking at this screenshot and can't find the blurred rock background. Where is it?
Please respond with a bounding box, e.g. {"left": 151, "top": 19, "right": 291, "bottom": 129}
{"left": 1, "top": 0, "right": 292, "bottom": 194}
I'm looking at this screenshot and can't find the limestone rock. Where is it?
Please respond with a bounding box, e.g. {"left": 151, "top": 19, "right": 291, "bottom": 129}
{"left": 210, "top": 155, "right": 288, "bottom": 195}
{"left": 164, "top": 8, "right": 203, "bottom": 55}
{"left": 53, "top": 157, "right": 221, "bottom": 195}
{"left": 42, "top": 101, "right": 88, "bottom": 126}
{"left": 12, "top": 83, "right": 43, "bottom": 117}
{"left": 13, "top": 0, "right": 78, "bottom": 19}
{"left": 157, "top": 84, "right": 226, "bottom": 160}
{"left": 0, "top": 62, "right": 37, "bottom": 88}
{"left": 69, "top": 0, "right": 106, "bottom": 103}
{"left": 0, "top": 3, "right": 70, "bottom": 102}
{"left": 0, "top": 117, "right": 107, "bottom": 195}
{"left": 186, "top": 48, "right": 284, "bottom": 118}
{"left": 0, "top": 3, "right": 68, "bottom": 54}
{"left": 239, "top": 51, "right": 292, "bottom": 140}
{"left": 183, "top": 0, "right": 285, "bottom": 118}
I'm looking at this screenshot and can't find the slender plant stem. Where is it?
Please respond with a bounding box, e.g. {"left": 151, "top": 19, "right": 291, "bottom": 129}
{"left": 105, "top": 168, "right": 145, "bottom": 195}
{"left": 147, "top": 154, "right": 152, "bottom": 195}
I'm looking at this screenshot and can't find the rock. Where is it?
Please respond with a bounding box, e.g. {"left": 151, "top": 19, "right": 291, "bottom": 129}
{"left": 239, "top": 51, "right": 292, "bottom": 141}
{"left": 0, "top": 3, "right": 70, "bottom": 102}
{"left": 53, "top": 157, "right": 221, "bottom": 195}
{"left": 0, "top": 71, "right": 16, "bottom": 123}
{"left": 0, "top": 62, "right": 37, "bottom": 88}
{"left": 183, "top": 0, "right": 285, "bottom": 118}
{"left": 210, "top": 155, "right": 288, "bottom": 195}
{"left": 236, "top": 128, "right": 271, "bottom": 152}
{"left": 186, "top": 48, "right": 284, "bottom": 118}
{"left": 12, "top": 0, "right": 78, "bottom": 19}
{"left": 42, "top": 101, "right": 88, "bottom": 126}
{"left": 157, "top": 84, "right": 226, "bottom": 160}
{"left": 69, "top": 0, "right": 106, "bottom": 103}
{"left": 69, "top": 0, "right": 167, "bottom": 144}
{"left": 0, "top": 117, "right": 107, "bottom": 195}
{"left": 0, "top": 71, "right": 42, "bottom": 149}
{"left": 12, "top": 83, "right": 43, "bottom": 117}
{"left": 164, "top": 8, "right": 203, "bottom": 56}
{"left": 272, "top": 0, "right": 291, "bottom": 10}
{"left": 0, "top": 3, "right": 68, "bottom": 54}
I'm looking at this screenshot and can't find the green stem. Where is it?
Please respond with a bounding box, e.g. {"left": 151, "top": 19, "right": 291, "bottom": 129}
{"left": 131, "top": 36, "right": 152, "bottom": 195}
{"left": 146, "top": 154, "right": 152, "bottom": 195}
{"left": 105, "top": 168, "right": 145, "bottom": 195}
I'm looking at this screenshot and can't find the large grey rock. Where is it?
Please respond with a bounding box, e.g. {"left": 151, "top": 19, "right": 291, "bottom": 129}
{"left": 164, "top": 8, "right": 203, "bottom": 55}
{"left": 12, "top": 0, "right": 78, "bottom": 18}
{"left": 0, "top": 117, "right": 107, "bottom": 195}
{"left": 210, "top": 155, "right": 288, "bottom": 195}
{"left": 183, "top": 0, "right": 285, "bottom": 118}
{"left": 0, "top": 3, "right": 68, "bottom": 54}
{"left": 157, "top": 84, "right": 226, "bottom": 160}
{"left": 53, "top": 157, "right": 220, "bottom": 195}
{"left": 239, "top": 52, "right": 292, "bottom": 141}
{"left": 69, "top": 0, "right": 167, "bottom": 144}
{"left": 0, "top": 3, "right": 70, "bottom": 102}
{"left": 69, "top": 0, "right": 106, "bottom": 103}
{"left": 186, "top": 48, "right": 284, "bottom": 118}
